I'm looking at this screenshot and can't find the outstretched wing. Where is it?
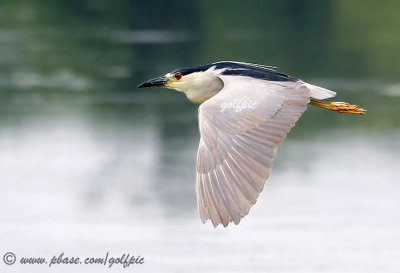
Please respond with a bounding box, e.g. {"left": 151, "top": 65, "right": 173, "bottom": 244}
{"left": 196, "top": 75, "right": 310, "bottom": 227}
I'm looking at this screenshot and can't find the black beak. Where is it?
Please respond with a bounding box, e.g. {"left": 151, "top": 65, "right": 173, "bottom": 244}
{"left": 138, "top": 76, "right": 168, "bottom": 88}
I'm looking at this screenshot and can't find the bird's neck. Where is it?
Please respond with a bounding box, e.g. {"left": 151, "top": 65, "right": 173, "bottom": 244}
{"left": 185, "top": 87, "right": 220, "bottom": 104}
{"left": 184, "top": 75, "right": 224, "bottom": 104}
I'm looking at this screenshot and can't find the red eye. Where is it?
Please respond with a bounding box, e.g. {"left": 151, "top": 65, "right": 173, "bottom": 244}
{"left": 174, "top": 72, "right": 182, "bottom": 80}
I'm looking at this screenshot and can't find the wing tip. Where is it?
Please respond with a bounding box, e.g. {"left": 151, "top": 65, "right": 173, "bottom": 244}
{"left": 202, "top": 212, "right": 243, "bottom": 228}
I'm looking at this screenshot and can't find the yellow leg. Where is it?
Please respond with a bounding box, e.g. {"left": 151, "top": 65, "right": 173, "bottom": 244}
{"left": 309, "top": 99, "right": 366, "bottom": 115}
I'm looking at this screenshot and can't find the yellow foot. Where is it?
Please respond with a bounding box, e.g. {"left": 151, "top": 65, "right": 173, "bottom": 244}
{"left": 310, "top": 100, "right": 366, "bottom": 115}
{"left": 327, "top": 102, "right": 366, "bottom": 115}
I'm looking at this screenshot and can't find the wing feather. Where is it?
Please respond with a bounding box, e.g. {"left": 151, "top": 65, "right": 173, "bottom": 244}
{"left": 196, "top": 76, "right": 311, "bottom": 227}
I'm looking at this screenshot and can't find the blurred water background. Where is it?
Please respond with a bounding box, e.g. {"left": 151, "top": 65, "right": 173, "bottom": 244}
{"left": 1, "top": 1, "right": 400, "bottom": 272}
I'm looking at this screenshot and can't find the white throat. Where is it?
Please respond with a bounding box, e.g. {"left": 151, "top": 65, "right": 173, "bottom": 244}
{"left": 168, "top": 66, "right": 225, "bottom": 104}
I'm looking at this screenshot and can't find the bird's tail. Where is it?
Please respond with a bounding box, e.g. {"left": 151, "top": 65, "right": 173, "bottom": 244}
{"left": 304, "top": 83, "right": 337, "bottom": 100}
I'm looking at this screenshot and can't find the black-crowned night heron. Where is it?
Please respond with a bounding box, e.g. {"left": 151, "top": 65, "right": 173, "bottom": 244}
{"left": 138, "top": 61, "right": 365, "bottom": 227}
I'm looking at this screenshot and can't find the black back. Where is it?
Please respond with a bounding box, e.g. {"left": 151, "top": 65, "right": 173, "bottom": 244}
{"left": 172, "top": 61, "right": 297, "bottom": 82}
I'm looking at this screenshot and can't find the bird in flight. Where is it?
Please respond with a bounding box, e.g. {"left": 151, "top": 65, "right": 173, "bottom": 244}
{"left": 138, "top": 61, "right": 366, "bottom": 227}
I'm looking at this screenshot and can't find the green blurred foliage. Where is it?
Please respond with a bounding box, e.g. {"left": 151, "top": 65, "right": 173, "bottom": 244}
{"left": 0, "top": 0, "right": 399, "bottom": 130}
